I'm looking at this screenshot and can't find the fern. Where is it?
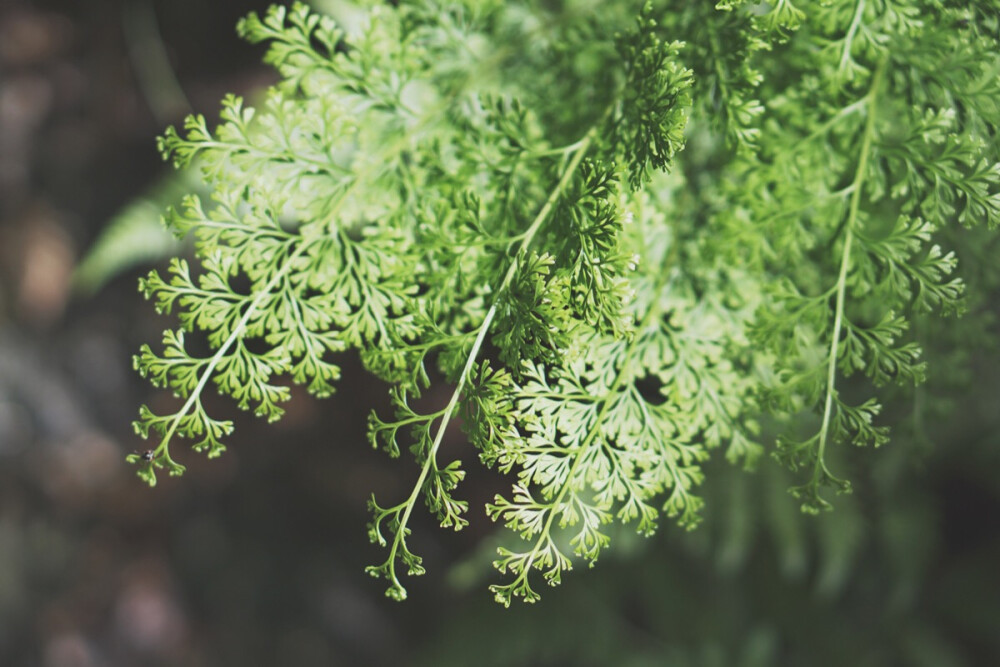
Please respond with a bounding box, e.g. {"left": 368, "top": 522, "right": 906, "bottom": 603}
{"left": 131, "top": 0, "right": 1000, "bottom": 603}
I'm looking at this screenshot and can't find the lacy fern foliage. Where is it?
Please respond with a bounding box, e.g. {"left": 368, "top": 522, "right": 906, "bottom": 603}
{"left": 132, "top": 0, "right": 1000, "bottom": 603}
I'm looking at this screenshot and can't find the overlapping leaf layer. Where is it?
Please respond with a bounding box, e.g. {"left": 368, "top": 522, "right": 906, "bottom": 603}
{"left": 133, "top": 0, "right": 999, "bottom": 602}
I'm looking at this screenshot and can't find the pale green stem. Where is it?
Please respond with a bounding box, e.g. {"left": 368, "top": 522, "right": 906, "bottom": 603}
{"left": 814, "top": 61, "right": 885, "bottom": 488}
{"left": 153, "top": 242, "right": 305, "bottom": 466}
{"left": 383, "top": 123, "right": 603, "bottom": 590}
{"left": 839, "top": 0, "right": 867, "bottom": 77}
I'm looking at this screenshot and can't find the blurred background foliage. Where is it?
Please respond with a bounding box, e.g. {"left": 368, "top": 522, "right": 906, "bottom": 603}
{"left": 0, "top": 0, "right": 997, "bottom": 665}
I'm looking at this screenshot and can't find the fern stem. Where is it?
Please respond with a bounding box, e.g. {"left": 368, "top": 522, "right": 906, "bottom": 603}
{"left": 838, "top": 0, "right": 866, "bottom": 77}
{"left": 383, "top": 121, "right": 604, "bottom": 594}
{"left": 814, "top": 60, "right": 885, "bottom": 497}
{"left": 153, "top": 241, "right": 306, "bottom": 463}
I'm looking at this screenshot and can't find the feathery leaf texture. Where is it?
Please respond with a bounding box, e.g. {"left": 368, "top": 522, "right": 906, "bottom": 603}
{"left": 133, "top": 0, "right": 999, "bottom": 600}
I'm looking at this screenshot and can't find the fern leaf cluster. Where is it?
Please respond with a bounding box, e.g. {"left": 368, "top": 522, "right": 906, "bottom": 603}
{"left": 132, "top": 0, "right": 1000, "bottom": 602}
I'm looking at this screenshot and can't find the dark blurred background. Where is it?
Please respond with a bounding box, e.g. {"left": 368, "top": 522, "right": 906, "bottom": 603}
{"left": 1, "top": 1, "right": 999, "bottom": 666}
